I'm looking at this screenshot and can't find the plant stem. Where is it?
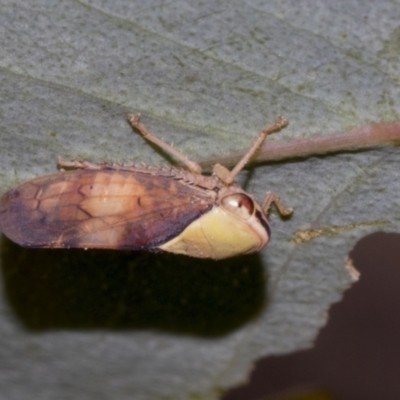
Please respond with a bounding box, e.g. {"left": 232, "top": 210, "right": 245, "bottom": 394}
{"left": 198, "top": 121, "right": 400, "bottom": 169}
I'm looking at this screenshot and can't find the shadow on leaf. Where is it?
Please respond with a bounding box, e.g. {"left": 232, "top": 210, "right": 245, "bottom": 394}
{"left": 1, "top": 235, "right": 266, "bottom": 336}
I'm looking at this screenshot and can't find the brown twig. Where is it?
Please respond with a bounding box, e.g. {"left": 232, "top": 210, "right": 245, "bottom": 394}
{"left": 198, "top": 121, "right": 400, "bottom": 169}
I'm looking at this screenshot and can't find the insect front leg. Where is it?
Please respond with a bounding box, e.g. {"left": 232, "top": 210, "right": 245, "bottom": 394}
{"left": 262, "top": 191, "right": 293, "bottom": 217}
{"left": 219, "top": 116, "right": 288, "bottom": 185}
{"left": 127, "top": 114, "right": 202, "bottom": 174}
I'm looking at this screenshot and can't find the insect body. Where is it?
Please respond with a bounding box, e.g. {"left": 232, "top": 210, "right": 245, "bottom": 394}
{"left": 0, "top": 114, "right": 292, "bottom": 259}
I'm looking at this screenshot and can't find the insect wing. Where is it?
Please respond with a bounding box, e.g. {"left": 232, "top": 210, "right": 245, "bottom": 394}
{"left": 0, "top": 169, "right": 215, "bottom": 249}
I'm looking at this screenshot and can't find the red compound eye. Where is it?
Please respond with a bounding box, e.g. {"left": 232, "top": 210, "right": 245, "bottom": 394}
{"left": 221, "top": 193, "right": 255, "bottom": 219}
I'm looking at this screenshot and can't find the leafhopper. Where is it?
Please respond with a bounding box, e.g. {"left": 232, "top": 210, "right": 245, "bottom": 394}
{"left": 0, "top": 114, "right": 292, "bottom": 259}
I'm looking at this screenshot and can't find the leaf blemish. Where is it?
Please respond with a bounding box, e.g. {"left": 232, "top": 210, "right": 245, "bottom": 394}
{"left": 292, "top": 220, "right": 391, "bottom": 244}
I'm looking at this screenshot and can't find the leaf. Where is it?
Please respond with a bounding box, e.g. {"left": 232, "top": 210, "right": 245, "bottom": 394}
{"left": 1, "top": 1, "right": 400, "bottom": 399}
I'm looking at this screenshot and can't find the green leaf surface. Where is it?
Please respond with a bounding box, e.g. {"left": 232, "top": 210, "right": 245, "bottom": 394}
{"left": 1, "top": 1, "right": 400, "bottom": 399}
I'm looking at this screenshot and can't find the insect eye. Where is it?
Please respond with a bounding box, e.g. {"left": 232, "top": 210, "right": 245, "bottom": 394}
{"left": 221, "top": 193, "right": 255, "bottom": 219}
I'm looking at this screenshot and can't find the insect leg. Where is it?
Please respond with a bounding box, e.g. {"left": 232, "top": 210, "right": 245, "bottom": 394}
{"left": 218, "top": 116, "right": 288, "bottom": 185}
{"left": 127, "top": 114, "right": 202, "bottom": 174}
{"left": 262, "top": 191, "right": 293, "bottom": 217}
{"left": 57, "top": 158, "right": 102, "bottom": 170}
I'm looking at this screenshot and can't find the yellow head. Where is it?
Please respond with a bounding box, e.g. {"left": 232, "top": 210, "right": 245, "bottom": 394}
{"left": 158, "top": 191, "right": 270, "bottom": 259}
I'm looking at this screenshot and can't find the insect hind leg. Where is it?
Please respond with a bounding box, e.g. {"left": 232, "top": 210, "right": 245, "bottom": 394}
{"left": 127, "top": 114, "right": 202, "bottom": 174}
{"left": 57, "top": 158, "right": 102, "bottom": 170}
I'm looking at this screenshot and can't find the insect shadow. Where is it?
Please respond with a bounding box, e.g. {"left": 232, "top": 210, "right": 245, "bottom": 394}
{"left": 1, "top": 235, "right": 267, "bottom": 337}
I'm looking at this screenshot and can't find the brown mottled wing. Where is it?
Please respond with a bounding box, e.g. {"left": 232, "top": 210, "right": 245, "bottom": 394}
{"left": 0, "top": 169, "right": 215, "bottom": 249}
